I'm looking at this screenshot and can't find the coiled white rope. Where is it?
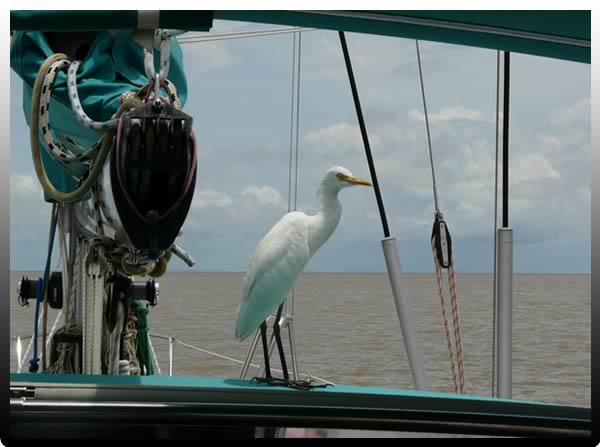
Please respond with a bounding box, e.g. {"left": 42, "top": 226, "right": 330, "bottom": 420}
{"left": 68, "top": 60, "right": 120, "bottom": 131}
{"left": 122, "top": 309, "right": 141, "bottom": 375}
{"left": 39, "top": 58, "right": 102, "bottom": 164}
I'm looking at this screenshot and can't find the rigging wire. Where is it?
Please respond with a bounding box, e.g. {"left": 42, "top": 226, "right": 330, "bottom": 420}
{"left": 415, "top": 40, "right": 439, "bottom": 214}
{"left": 339, "top": 31, "right": 390, "bottom": 238}
{"left": 415, "top": 40, "right": 465, "bottom": 393}
{"left": 294, "top": 33, "right": 302, "bottom": 213}
{"left": 492, "top": 51, "right": 501, "bottom": 397}
{"left": 286, "top": 31, "right": 302, "bottom": 356}
{"left": 292, "top": 32, "right": 302, "bottom": 320}
{"left": 178, "top": 27, "right": 315, "bottom": 44}
{"left": 287, "top": 33, "right": 297, "bottom": 214}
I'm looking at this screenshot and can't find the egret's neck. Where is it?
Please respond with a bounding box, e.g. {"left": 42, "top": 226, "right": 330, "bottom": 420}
{"left": 307, "top": 186, "right": 342, "bottom": 256}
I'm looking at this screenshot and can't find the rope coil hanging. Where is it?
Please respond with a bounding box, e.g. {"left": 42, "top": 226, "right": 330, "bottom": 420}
{"left": 415, "top": 40, "right": 465, "bottom": 394}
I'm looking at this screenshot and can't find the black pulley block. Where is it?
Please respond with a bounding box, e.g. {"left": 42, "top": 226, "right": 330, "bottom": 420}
{"left": 106, "top": 275, "right": 132, "bottom": 333}
{"left": 431, "top": 215, "right": 453, "bottom": 269}
{"left": 47, "top": 271, "right": 63, "bottom": 309}
{"left": 110, "top": 101, "right": 197, "bottom": 259}
{"left": 132, "top": 278, "right": 159, "bottom": 307}
{"left": 106, "top": 274, "right": 160, "bottom": 332}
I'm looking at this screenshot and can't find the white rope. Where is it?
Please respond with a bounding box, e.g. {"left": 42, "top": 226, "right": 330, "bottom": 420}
{"left": 92, "top": 265, "right": 103, "bottom": 374}
{"left": 105, "top": 300, "right": 125, "bottom": 375}
{"left": 83, "top": 244, "right": 104, "bottom": 374}
{"left": 67, "top": 61, "right": 120, "bottom": 131}
{"left": 143, "top": 35, "right": 172, "bottom": 87}
{"left": 40, "top": 57, "right": 103, "bottom": 163}
{"left": 120, "top": 307, "right": 141, "bottom": 376}
{"left": 45, "top": 323, "right": 79, "bottom": 374}
{"left": 82, "top": 258, "right": 92, "bottom": 373}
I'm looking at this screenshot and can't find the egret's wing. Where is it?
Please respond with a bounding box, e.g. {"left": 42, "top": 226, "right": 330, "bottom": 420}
{"left": 235, "top": 212, "right": 310, "bottom": 340}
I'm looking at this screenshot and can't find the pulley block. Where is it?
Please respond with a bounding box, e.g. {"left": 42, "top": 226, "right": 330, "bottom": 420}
{"left": 431, "top": 214, "right": 453, "bottom": 269}
{"left": 110, "top": 101, "right": 197, "bottom": 259}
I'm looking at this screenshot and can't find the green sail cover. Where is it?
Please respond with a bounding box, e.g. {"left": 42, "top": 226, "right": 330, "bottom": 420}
{"left": 10, "top": 31, "right": 188, "bottom": 197}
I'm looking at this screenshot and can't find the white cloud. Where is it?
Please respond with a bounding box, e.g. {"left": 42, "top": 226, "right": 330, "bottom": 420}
{"left": 9, "top": 25, "right": 591, "bottom": 272}
{"left": 182, "top": 41, "right": 237, "bottom": 74}
{"left": 10, "top": 174, "right": 42, "bottom": 199}
{"left": 191, "top": 189, "right": 232, "bottom": 210}
{"left": 548, "top": 97, "right": 590, "bottom": 128}
{"left": 241, "top": 185, "right": 284, "bottom": 207}
{"left": 408, "top": 106, "right": 488, "bottom": 123}
{"left": 304, "top": 123, "right": 370, "bottom": 155}
{"left": 511, "top": 152, "right": 561, "bottom": 185}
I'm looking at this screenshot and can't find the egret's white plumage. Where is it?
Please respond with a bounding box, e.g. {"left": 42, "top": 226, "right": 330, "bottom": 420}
{"left": 235, "top": 166, "right": 372, "bottom": 341}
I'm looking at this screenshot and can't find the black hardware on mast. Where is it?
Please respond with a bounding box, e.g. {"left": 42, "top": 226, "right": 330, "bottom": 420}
{"left": 502, "top": 52, "right": 510, "bottom": 228}
{"left": 339, "top": 31, "right": 390, "bottom": 238}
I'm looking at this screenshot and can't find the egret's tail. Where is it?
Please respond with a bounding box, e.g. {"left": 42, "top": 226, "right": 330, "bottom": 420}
{"left": 234, "top": 302, "right": 250, "bottom": 341}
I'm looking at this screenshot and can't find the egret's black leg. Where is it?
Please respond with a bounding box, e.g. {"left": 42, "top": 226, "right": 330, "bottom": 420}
{"left": 272, "top": 303, "right": 289, "bottom": 381}
{"left": 260, "top": 321, "right": 272, "bottom": 379}
{"left": 253, "top": 305, "right": 333, "bottom": 391}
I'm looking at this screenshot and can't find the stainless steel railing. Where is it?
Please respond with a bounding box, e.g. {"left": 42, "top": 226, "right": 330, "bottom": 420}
{"left": 10, "top": 333, "right": 333, "bottom": 385}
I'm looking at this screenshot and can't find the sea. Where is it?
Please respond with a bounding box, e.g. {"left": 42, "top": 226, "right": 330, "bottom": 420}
{"left": 9, "top": 271, "right": 591, "bottom": 437}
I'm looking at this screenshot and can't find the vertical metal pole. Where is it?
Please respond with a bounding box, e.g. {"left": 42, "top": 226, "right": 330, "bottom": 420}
{"left": 240, "top": 329, "right": 261, "bottom": 379}
{"left": 382, "top": 238, "right": 428, "bottom": 390}
{"left": 287, "top": 322, "right": 299, "bottom": 381}
{"left": 497, "top": 228, "right": 513, "bottom": 398}
{"left": 340, "top": 31, "right": 427, "bottom": 390}
{"left": 168, "top": 337, "right": 174, "bottom": 377}
{"left": 16, "top": 336, "right": 22, "bottom": 373}
{"left": 497, "top": 51, "right": 513, "bottom": 399}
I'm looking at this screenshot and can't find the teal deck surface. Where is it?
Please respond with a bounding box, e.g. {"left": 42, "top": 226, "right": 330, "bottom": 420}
{"left": 11, "top": 372, "right": 590, "bottom": 438}
{"left": 11, "top": 372, "right": 539, "bottom": 406}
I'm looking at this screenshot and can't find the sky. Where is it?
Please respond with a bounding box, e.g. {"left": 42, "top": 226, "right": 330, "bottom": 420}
{"left": 9, "top": 19, "right": 591, "bottom": 273}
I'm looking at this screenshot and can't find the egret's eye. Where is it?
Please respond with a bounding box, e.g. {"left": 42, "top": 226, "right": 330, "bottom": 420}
{"left": 336, "top": 173, "right": 344, "bottom": 181}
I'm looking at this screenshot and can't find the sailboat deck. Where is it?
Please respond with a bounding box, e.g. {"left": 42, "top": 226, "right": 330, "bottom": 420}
{"left": 10, "top": 373, "right": 590, "bottom": 438}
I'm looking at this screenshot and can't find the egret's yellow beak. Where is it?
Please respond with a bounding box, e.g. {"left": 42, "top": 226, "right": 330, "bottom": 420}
{"left": 344, "top": 175, "right": 372, "bottom": 187}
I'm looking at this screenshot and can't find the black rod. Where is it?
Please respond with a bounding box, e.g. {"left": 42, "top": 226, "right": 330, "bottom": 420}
{"left": 339, "top": 31, "right": 390, "bottom": 238}
{"left": 502, "top": 52, "right": 510, "bottom": 228}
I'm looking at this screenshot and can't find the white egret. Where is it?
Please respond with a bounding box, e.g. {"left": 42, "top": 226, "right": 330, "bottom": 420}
{"left": 235, "top": 166, "right": 372, "bottom": 384}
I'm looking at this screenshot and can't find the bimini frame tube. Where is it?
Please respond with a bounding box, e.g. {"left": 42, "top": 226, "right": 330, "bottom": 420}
{"left": 382, "top": 237, "right": 428, "bottom": 390}
{"left": 497, "top": 228, "right": 513, "bottom": 398}
{"left": 339, "top": 31, "right": 428, "bottom": 390}
{"left": 497, "top": 51, "right": 513, "bottom": 399}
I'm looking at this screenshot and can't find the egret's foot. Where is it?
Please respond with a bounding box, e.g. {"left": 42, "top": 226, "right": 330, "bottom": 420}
{"left": 251, "top": 376, "right": 333, "bottom": 391}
